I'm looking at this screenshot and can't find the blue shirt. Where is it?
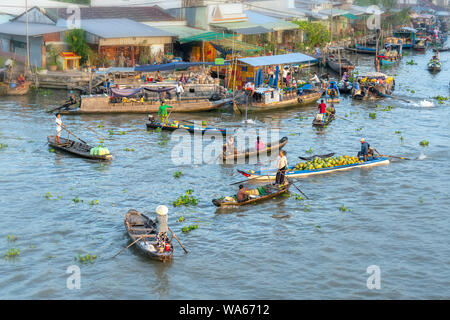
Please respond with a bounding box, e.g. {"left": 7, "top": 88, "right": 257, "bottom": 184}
{"left": 360, "top": 142, "right": 369, "bottom": 155}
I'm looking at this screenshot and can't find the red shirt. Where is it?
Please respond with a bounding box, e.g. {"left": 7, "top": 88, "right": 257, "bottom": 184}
{"left": 319, "top": 103, "right": 327, "bottom": 113}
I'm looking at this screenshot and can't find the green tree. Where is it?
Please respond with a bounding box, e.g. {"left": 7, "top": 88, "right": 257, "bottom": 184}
{"left": 65, "top": 29, "right": 90, "bottom": 64}
{"left": 293, "top": 20, "right": 330, "bottom": 51}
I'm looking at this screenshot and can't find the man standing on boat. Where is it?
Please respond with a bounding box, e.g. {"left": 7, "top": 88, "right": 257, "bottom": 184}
{"left": 55, "top": 113, "right": 64, "bottom": 144}
{"left": 358, "top": 138, "right": 370, "bottom": 161}
{"left": 158, "top": 100, "right": 172, "bottom": 125}
{"left": 175, "top": 81, "right": 184, "bottom": 101}
{"left": 275, "top": 150, "right": 288, "bottom": 185}
{"left": 318, "top": 100, "right": 327, "bottom": 123}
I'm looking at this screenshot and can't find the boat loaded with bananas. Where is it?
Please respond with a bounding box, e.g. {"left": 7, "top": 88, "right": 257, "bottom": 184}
{"left": 238, "top": 155, "right": 389, "bottom": 180}
{"left": 212, "top": 183, "right": 290, "bottom": 207}
{"left": 146, "top": 116, "right": 228, "bottom": 135}
{"left": 47, "top": 136, "right": 112, "bottom": 160}
{"left": 223, "top": 136, "right": 288, "bottom": 162}
{"left": 124, "top": 209, "right": 173, "bottom": 262}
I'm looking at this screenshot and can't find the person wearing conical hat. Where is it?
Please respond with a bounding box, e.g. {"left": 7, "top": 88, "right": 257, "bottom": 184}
{"left": 155, "top": 205, "right": 170, "bottom": 253}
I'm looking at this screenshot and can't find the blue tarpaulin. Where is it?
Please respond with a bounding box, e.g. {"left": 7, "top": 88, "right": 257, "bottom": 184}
{"left": 110, "top": 88, "right": 142, "bottom": 98}
{"left": 238, "top": 53, "right": 317, "bottom": 67}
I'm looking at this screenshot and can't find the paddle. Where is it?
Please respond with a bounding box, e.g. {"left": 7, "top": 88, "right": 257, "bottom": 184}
{"left": 84, "top": 126, "right": 106, "bottom": 140}
{"left": 112, "top": 234, "right": 156, "bottom": 259}
{"left": 374, "top": 148, "right": 411, "bottom": 160}
{"left": 61, "top": 125, "right": 87, "bottom": 144}
{"left": 290, "top": 181, "right": 309, "bottom": 200}
{"left": 230, "top": 175, "right": 264, "bottom": 186}
{"left": 168, "top": 226, "right": 188, "bottom": 254}
{"left": 334, "top": 114, "right": 354, "bottom": 122}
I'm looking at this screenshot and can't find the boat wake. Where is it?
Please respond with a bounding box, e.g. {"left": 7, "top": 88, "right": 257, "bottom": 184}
{"left": 418, "top": 100, "right": 435, "bottom": 108}
{"left": 417, "top": 153, "right": 427, "bottom": 160}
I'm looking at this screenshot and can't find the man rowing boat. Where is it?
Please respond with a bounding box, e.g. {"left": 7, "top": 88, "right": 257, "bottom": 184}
{"left": 55, "top": 113, "right": 64, "bottom": 144}
{"left": 275, "top": 150, "right": 288, "bottom": 185}
{"left": 357, "top": 138, "right": 377, "bottom": 161}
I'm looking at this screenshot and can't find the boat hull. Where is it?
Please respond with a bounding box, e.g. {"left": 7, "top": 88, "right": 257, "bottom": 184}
{"left": 212, "top": 184, "right": 289, "bottom": 207}
{"left": 243, "top": 157, "right": 390, "bottom": 180}
{"left": 146, "top": 122, "right": 227, "bottom": 135}
{"left": 47, "top": 136, "right": 112, "bottom": 160}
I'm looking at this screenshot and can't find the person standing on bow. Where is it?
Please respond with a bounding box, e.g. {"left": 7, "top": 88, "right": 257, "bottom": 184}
{"left": 55, "top": 113, "right": 65, "bottom": 144}
{"left": 158, "top": 100, "right": 172, "bottom": 125}
{"left": 275, "top": 150, "right": 288, "bottom": 185}
{"left": 318, "top": 99, "right": 327, "bottom": 123}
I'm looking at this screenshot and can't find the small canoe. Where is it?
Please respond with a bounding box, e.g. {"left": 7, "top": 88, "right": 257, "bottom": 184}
{"left": 146, "top": 121, "right": 228, "bottom": 135}
{"left": 427, "top": 60, "right": 441, "bottom": 72}
{"left": 223, "top": 136, "right": 288, "bottom": 162}
{"left": 212, "top": 183, "right": 290, "bottom": 207}
{"left": 239, "top": 157, "right": 390, "bottom": 180}
{"left": 338, "top": 81, "right": 352, "bottom": 94}
{"left": 312, "top": 113, "right": 335, "bottom": 127}
{"left": 433, "top": 47, "right": 449, "bottom": 52}
{"left": 0, "top": 81, "right": 32, "bottom": 96}
{"left": 326, "top": 55, "right": 355, "bottom": 74}
{"left": 124, "top": 209, "right": 173, "bottom": 262}
{"left": 47, "top": 136, "right": 112, "bottom": 160}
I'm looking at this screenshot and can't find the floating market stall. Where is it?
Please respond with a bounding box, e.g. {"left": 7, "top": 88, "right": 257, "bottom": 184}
{"left": 393, "top": 27, "right": 417, "bottom": 49}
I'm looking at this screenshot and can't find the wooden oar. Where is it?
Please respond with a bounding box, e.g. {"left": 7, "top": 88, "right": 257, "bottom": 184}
{"left": 168, "top": 226, "right": 188, "bottom": 254}
{"left": 61, "top": 125, "right": 87, "bottom": 144}
{"left": 84, "top": 126, "right": 106, "bottom": 140}
{"left": 112, "top": 234, "right": 156, "bottom": 259}
{"left": 374, "top": 148, "right": 411, "bottom": 160}
{"left": 334, "top": 114, "right": 354, "bottom": 122}
{"left": 230, "top": 173, "right": 268, "bottom": 186}
{"left": 290, "top": 181, "right": 309, "bottom": 199}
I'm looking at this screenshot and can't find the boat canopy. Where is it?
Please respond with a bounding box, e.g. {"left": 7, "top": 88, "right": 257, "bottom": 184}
{"left": 237, "top": 53, "right": 317, "bottom": 67}
{"left": 358, "top": 72, "right": 390, "bottom": 79}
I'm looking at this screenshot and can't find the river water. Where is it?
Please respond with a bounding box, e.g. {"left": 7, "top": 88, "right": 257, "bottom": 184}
{"left": 0, "top": 48, "right": 449, "bottom": 299}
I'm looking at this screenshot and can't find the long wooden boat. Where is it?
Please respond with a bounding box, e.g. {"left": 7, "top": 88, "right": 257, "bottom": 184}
{"left": 0, "top": 81, "right": 32, "bottom": 96}
{"left": 212, "top": 183, "right": 290, "bottom": 207}
{"left": 432, "top": 47, "right": 450, "bottom": 52}
{"left": 223, "top": 136, "right": 288, "bottom": 162}
{"left": 427, "top": 59, "right": 441, "bottom": 72}
{"left": 338, "top": 80, "right": 352, "bottom": 94}
{"left": 60, "top": 95, "right": 231, "bottom": 114}
{"left": 345, "top": 45, "right": 377, "bottom": 55}
{"left": 233, "top": 88, "right": 322, "bottom": 113}
{"left": 326, "top": 55, "right": 355, "bottom": 74}
{"left": 352, "top": 72, "right": 395, "bottom": 101}
{"left": 124, "top": 209, "right": 173, "bottom": 262}
{"left": 239, "top": 157, "right": 390, "bottom": 180}
{"left": 146, "top": 121, "right": 228, "bottom": 135}
{"left": 312, "top": 113, "right": 335, "bottom": 127}
{"left": 47, "top": 136, "right": 112, "bottom": 160}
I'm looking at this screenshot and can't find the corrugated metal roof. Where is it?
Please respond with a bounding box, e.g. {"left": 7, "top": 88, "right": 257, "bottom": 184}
{"left": 59, "top": 18, "right": 173, "bottom": 39}
{"left": 238, "top": 53, "right": 317, "bottom": 67}
{"left": 51, "top": 5, "right": 177, "bottom": 22}
{"left": 231, "top": 26, "right": 272, "bottom": 35}
{"left": 157, "top": 25, "right": 206, "bottom": 39}
{"left": 0, "top": 21, "right": 65, "bottom": 36}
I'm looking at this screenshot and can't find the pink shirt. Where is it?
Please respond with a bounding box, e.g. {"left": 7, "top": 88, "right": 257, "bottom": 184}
{"left": 256, "top": 141, "right": 266, "bottom": 151}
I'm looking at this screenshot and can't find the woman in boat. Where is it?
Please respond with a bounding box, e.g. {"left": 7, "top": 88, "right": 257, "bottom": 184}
{"left": 256, "top": 136, "right": 266, "bottom": 151}
{"left": 158, "top": 100, "right": 172, "bottom": 125}
{"left": 275, "top": 150, "right": 288, "bottom": 185}
{"left": 237, "top": 185, "right": 249, "bottom": 203}
{"left": 155, "top": 205, "right": 171, "bottom": 254}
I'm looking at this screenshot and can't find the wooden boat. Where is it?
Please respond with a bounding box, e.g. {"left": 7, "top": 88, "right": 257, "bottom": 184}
{"left": 146, "top": 120, "right": 228, "bottom": 135}
{"left": 312, "top": 113, "right": 335, "bottom": 127}
{"left": 47, "top": 136, "right": 112, "bottom": 160}
{"left": 427, "top": 59, "right": 441, "bottom": 72}
{"left": 239, "top": 157, "right": 390, "bottom": 180}
{"left": 124, "top": 209, "right": 173, "bottom": 262}
{"left": 325, "top": 81, "right": 340, "bottom": 102}
{"left": 345, "top": 45, "right": 377, "bottom": 55}
{"left": 0, "top": 81, "right": 32, "bottom": 96}
{"left": 433, "top": 47, "right": 450, "bottom": 52}
{"left": 233, "top": 87, "right": 322, "bottom": 113}
{"left": 223, "top": 136, "right": 288, "bottom": 162}
{"left": 337, "top": 80, "right": 352, "bottom": 94}
{"left": 326, "top": 54, "right": 355, "bottom": 74}
{"left": 212, "top": 183, "right": 290, "bottom": 207}
{"left": 352, "top": 72, "right": 395, "bottom": 101}
{"left": 60, "top": 95, "right": 231, "bottom": 114}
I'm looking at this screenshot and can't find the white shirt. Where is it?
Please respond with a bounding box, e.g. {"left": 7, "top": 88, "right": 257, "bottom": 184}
{"left": 311, "top": 74, "right": 320, "bottom": 83}
{"left": 56, "top": 117, "right": 62, "bottom": 132}
{"left": 277, "top": 155, "right": 288, "bottom": 169}
{"left": 176, "top": 84, "right": 184, "bottom": 93}
{"left": 282, "top": 69, "right": 288, "bottom": 78}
